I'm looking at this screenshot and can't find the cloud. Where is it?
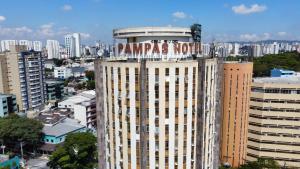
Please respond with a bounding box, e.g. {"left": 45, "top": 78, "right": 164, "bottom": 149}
{"left": 38, "top": 23, "right": 55, "bottom": 37}
{"left": 172, "top": 11, "right": 187, "bottom": 19}
{"left": 62, "top": 4, "right": 72, "bottom": 11}
{"left": 80, "top": 33, "right": 91, "bottom": 39}
{"left": 278, "top": 32, "right": 287, "bottom": 36}
{"left": 232, "top": 4, "right": 267, "bottom": 14}
{"left": 0, "top": 16, "right": 6, "bottom": 22}
{"left": 239, "top": 32, "right": 272, "bottom": 41}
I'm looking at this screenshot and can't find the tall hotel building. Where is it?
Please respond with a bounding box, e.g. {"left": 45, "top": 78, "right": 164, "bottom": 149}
{"left": 220, "top": 62, "right": 253, "bottom": 167}
{"left": 95, "top": 26, "right": 222, "bottom": 169}
{"left": 0, "top": 45, "right": 46, "bottom": 111}
{"left": 247, "top": 77, "right": 300, "bottom": 167}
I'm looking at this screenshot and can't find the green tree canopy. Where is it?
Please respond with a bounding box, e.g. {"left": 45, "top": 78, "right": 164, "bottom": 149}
{"left": 47, "top": 132, "right": 97, "bottom": 169}
{"left": 85, "top": 71, "right": 95, "bottom": 81}
{"left": 0, "top": 115, "right": 43, "bottom": 147}
{"left": 253, "top": 51, "right": 300, "bottom": 77}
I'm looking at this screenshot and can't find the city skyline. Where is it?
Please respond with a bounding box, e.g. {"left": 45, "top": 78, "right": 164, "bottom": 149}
{"left": 0, "top": 0, "right": 300, "bottom": 44}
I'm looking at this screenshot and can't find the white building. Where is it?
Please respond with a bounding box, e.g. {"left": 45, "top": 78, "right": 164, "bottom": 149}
{"left": 74, "top": 99, "right": 96, "bottom": 130}
{"left": 46, "top": 40, "right": 60, "bottom": 59}
{"left": 33, "top": 41, "right": 42, "bottom": 51}
{"left": 64, "top": 33, "right": 81, "bottom": 58}
{"left": 73, "top": 33, "right": 81, "bottom": 57}
{"left": 54, "top": 67, "right": 72, "bottom": 79}
{"left": 19, "top": 40, "right": 33, "bottom": 50}
{"left": 58, "top": 90, "right": 95, "bottom": 110}
{"left": 0, "top": 40, "right": 18, "bottom": 52}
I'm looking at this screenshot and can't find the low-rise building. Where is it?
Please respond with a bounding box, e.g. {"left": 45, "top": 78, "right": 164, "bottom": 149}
{"left": 42, "top": 118, "right": 86, "bottom": 144}
{"left": 58, "top": 90, "right": 95, "bottom": 110}
{"left": 54, "top": 67, "right": 72, "bottom": 79}
{"left": 45, "top": 80, "right": 64, "bottom": 102}
{"left": 247, "top": 76, "right": 300, "bottom": 167}
{"left": 0, "top": 94, "right": 17, "bottom": 117}
{"left": 271, "top": 68, "right": 296, "bottom": 77}
{"left": 74, "top": 99, "right": 96, "bottom": 130}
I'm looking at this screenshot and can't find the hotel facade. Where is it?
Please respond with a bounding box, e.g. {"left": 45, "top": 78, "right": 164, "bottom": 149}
{"left": 247, "top": 77, "right": 300, "bottom": 167}
{"left": 95, "top": 26, "right": 222, "bottom": 169}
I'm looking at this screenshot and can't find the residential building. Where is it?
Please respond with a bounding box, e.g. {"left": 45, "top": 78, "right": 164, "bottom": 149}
{"left": 45, "top": 80, "right": 64, "bottom": 102}
{"left": 65, "top": 33, "right": 81, "bottom": 58}
{"left": 19, "top": 40, "right": 33, "bottom": 50}
{"left": 73, "top": 33, "right": 81, "bottom": 57}
{"left": 0, "top": 45, "right": 46, "bottom": 111}
{"left": 54, "top": 67, "right": 72, "bottom": 79}
{"left": 0, "top": 40, "right": 18, "bottom": 52}
{"left": 33, "top": 41, "right": 42, "bottom": 51}
{"left": 220, "top": 62, "right": 253, "bottom": 167}
{"left": 95, "top": 26, "right": 222, "bottom": 169}
{"left": 46, "top": 40, "right": 60, "bottom": 59}
{"left": 0, "top": 156, "right": 20, "bottom": 169}
{"left": 247, "top": 77, "right": 300, "bottom": 167}
{"left": 0, "top": 94, "right": 17, "bottom": 117}
{"left": 71, "top": 67, "right": 85, "bottom": 77}
{"left": 74, "top": 99, "right": 96, "bottom": 130}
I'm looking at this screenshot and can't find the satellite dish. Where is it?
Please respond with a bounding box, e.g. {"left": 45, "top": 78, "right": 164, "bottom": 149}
{"left": 97, "top": 49, "right": 104, "bottom": 57}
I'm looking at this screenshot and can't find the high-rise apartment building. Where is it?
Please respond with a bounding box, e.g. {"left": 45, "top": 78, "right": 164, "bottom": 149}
{"left": 64, "top": 33, "right": 81, "bottom": 58}
{"left": 0, "top": 45, "right": 46, "bottom": 111}
{"left": 46, "top": 40, "right": 60, "bottom": 59}
{"left": 33, "top": 41, "right": 42, "bottom": 51}
{"left": 0, "top": 93, "right": 17, "bottom": 117}
{"left": 95, "top": 26, "right": 222, "bottom": 169}
{"left": 19, "top": 40, "right": 33, "bottom": 50}
{"left": 247, "top": 77, "right": 300, "bottom": 167}
{"left": 0, "top": 40, "right": 18, "bottom": 52}
{"left": 72, "top": 33, "right": 81, "bottom": 57}
{"left": 220, "top": 62, "right": 253, "bottom": 167}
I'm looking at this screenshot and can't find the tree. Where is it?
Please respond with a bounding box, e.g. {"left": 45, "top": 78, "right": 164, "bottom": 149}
{"left": 219, "top": 158, "right": 280, "bottom": 169}
{"left": 47, "top": 132, "right": 97, "bottom": 169}
{"left": 0, "top": 115, "right": 43, "bottom": 149}
{"left": 86, "top": 80, "right": 95, "bottom": 90}
{"left": 85, "top": 71, "right": 95, "bottom": 81}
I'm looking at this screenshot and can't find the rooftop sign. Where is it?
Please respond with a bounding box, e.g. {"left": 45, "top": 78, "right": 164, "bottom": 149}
{"left": 114, "top": 41, "right": 201, "bottom": 59}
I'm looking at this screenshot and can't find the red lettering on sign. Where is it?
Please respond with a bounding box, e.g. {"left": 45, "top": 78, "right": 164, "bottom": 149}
{"left": 144, "top": 43, "right": 151, "bottom": 54}
{"left": 118, "top": 44, "right": 123, "bottom": 55}
{"left": 152, "top": 43, "right": 160, "bottom": 54}
{"left": 174, "top": 43, "right": 181, "bottom": 55}
{"left": 133, "top": 43, "right": 143, "bottom": 56}
{"left": 162, "top": 43, "right": 168, "bottom": 55}
{"left": 125, "top": 44, "right": 132, "bottom": 54}
{"left": 182, "top": 43, "right": 188, "bottom": 55}
{"left": 189, "top": 43, "right": 194, "bottom": 54}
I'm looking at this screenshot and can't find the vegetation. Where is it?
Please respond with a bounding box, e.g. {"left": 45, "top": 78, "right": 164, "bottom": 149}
{"left": 253, "top": 51, "right": 300, "bottom": 77}
{"left": 224, "top": 51, "right": 300, "bottom": 77}
{"left": 53, "top": 58, "right": 65, "bottom": 67}
{"left": 219, "top": 158, "right": 280, "bottom": 169}
{"left": 47, "top": 132, "right": 97, "bottom": 169}
{"left": 0, "top": 115, "right": 43, "bottom": 153}
{"left": 85, "top": 71, "right": 95, "bottom": 90}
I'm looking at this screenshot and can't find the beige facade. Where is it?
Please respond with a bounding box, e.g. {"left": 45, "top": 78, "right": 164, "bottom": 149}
{"left": 0, "top": 45, "right": 26, "bottom": 111}
{"left": 220, "top": 62, "right": 253, "bottom": 167}
{"left": 247, "top": 77, "right": 300, "bottom": 167}
{"left": 96, "top": 58, "right": 221, "bottom": 169}
{"left": 0, "top": 45, "right": 46, "bottom": 111}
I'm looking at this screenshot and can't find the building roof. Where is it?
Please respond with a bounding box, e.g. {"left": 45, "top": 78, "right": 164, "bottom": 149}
{"left": 71, "top": 67, "right": 85, "bottom": 73}
{"left": 0, "top": 93, "right": 15, "bottom": 99}
{"left": 253, "top": 77, "right": 300, "bottom": 84}
{"left": 36, "top": 109, "right": 72, "bottom": 125}
{"left": 271, "top": 68, "right": 295, "bottom": 73}
{"left": 59, "top": 90, "right": 95, "bottom": 105}
{"left": 43, "top": 118, "right": 85, "bottom": 137}
{"left": 113, "top": 27, "right": 192, "bottom": 39}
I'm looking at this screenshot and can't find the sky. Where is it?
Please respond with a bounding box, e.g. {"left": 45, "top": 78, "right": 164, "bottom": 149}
{"left": 0, "top": 0, "right": 299, "bottom": 44}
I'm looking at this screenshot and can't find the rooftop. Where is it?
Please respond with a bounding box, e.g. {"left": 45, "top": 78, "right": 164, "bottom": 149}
{"left": 113, "top": 27, "right": 192, "bottom": 39}
{"left": 253, "top": 77, "right": 300, "bottom": 84}
{"left": 43, "top": 118, "right": 85, "bottom": 137}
